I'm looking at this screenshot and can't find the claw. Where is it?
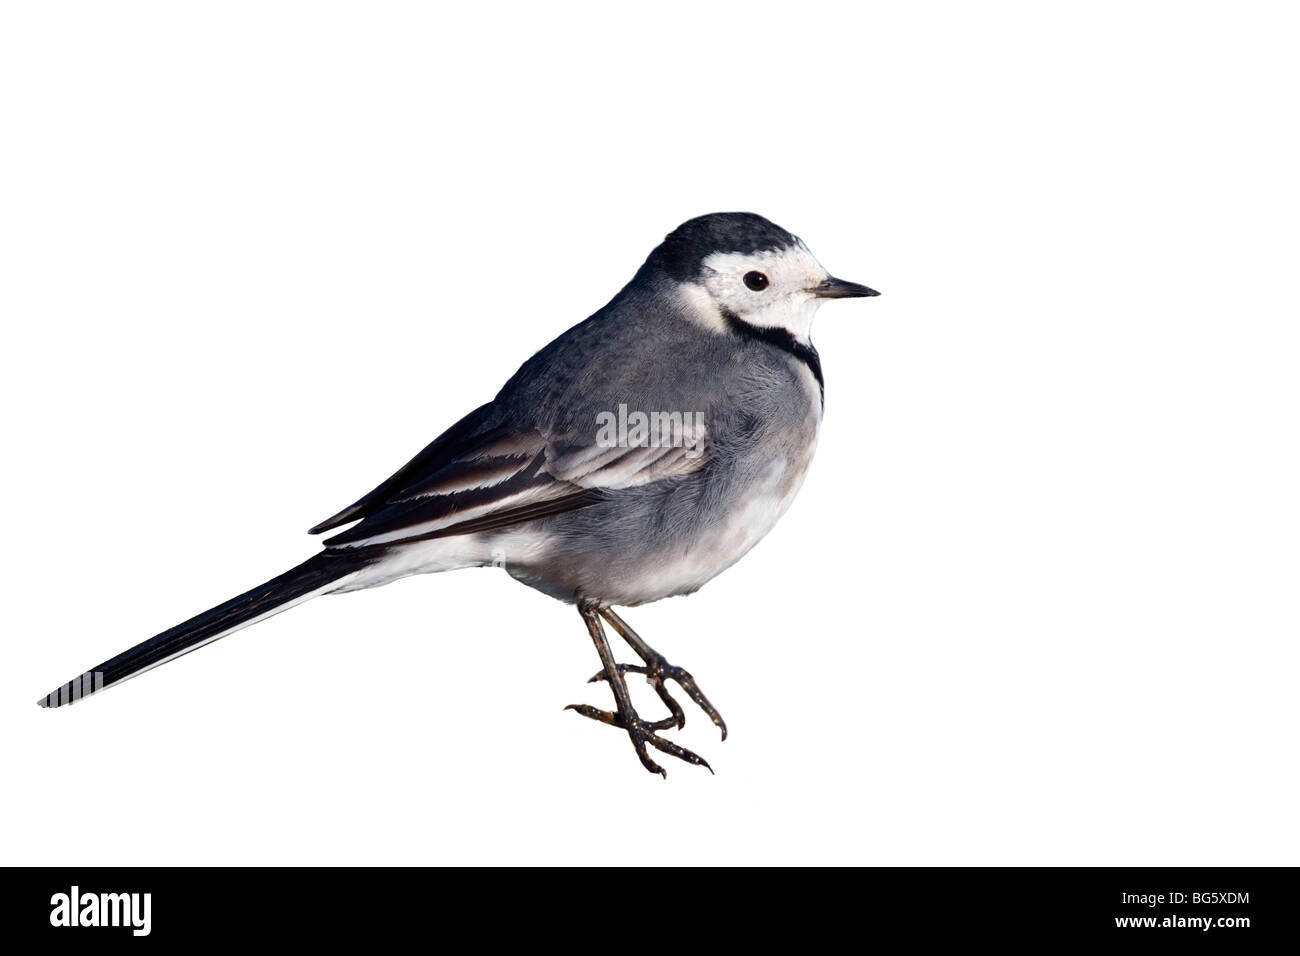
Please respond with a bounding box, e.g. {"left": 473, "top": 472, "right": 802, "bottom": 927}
{"left": 635, "top": 747, "right": 667, "bottom": 779}
{"left": 589, "top": 665, "right": 686, "bottom": 731}
{"left": 574, "top": 604, "right": 718, "bottom": 776}
{"left": 669, "top": 667, "right": 728, "bottom": 742}
{"left": 566, "top": 703, "right": 705, "bottom": 777}
{"left": 588, "top": 660, "right": 721, "bottom": 739}
{"left": 642, "top": 731, "right": 713, "bottom": 775}
{"left": 564, "top": 703, "right": 616, "bottom": 725}
{"left": 597, "top": 608, "right": 728, "bottom": 741}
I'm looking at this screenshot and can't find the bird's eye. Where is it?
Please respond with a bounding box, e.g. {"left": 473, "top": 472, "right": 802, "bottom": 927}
{"left": 743, "top": 271, "right": 769, "bottom": 291}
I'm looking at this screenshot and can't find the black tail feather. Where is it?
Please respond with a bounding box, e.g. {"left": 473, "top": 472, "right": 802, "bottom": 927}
{"left": 38, "top": 550, "right": 374, "bottom": 708}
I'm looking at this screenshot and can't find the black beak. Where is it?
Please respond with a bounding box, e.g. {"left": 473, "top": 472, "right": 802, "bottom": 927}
{"left": 811, "top": 276, "right": 879, "bottom": 299}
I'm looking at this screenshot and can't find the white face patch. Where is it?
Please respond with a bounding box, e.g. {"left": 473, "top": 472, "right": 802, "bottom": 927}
{"left": 694, "top": 244, "right": 832, "bottom": 342}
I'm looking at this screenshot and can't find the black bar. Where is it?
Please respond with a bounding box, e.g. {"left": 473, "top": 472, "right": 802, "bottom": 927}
{"left": 9, "top": 867, "right": 1293, "bottom": 944}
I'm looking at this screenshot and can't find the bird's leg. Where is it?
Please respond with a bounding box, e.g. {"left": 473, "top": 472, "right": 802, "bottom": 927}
{"left": 566, "top": 603, "right": 712, "bottom": 777}
{"left": 589, "top": 607, "right": 728, "bottom": 741}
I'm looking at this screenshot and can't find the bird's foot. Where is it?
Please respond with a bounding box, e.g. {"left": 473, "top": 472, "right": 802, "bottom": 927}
{"left": 572, "top": 604, "right": 722, "bottom": 777}
{"left": 565, "top": 703, "right": 713, "bottom": 777}
{"left": 588, "top": 656, "right": 728, "bottom": 741}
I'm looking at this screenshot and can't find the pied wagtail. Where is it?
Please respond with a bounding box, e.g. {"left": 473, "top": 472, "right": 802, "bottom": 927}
{"left": 39, "top": 212, "right": 878, "bottom": 776}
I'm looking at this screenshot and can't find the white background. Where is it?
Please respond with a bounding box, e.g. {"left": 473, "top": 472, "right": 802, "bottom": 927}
{"left": 2, "top": 1, "right": 1297, "bottom": 866}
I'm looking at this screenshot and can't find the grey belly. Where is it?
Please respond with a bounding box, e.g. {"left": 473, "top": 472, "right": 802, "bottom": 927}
{"left": 496, "top": 443, "right": 813, "bottom": 607}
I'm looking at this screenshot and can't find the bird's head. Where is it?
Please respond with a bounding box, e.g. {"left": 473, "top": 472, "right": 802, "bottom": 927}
{"left": 644, "top": 212, "right": 877, "bottom": 341}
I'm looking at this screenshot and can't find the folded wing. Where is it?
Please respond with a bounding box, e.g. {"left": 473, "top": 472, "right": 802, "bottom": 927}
{"left": 313, "top": 405, "right": 707, "bottom": 550}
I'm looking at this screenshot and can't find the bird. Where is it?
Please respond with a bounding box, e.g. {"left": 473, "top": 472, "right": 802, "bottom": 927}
{"left": 38, "top": 212, "right": 878, "bottom": 776}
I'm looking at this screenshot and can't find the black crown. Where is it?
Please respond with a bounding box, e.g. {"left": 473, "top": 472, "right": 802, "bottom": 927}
{"left": 647, "top": 212, "right": 799, "bottom": 281}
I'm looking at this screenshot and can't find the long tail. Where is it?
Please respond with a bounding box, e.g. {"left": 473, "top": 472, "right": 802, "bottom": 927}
{"left": 38, "top": 550, "right": 376, "bottom": 708}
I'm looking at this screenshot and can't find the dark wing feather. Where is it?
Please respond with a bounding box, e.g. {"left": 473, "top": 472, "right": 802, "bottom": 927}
{"left": 313, "top": 404, "right": 708, "bottom": 550}
{"left": 323, "top": 447, "right": 574, "bottom": 547}
{"left": 343, "top": 488, "right": 609, "bottom": 549}
{"left": 307, "top": 403, "right": 494, "bottom": 534}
